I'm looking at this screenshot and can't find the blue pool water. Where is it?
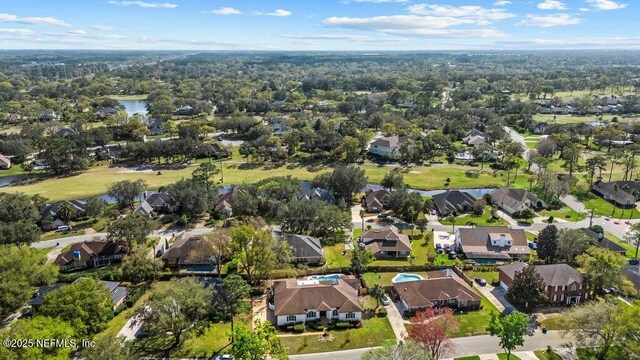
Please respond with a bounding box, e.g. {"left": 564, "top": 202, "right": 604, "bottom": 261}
{"left": 308, "top": 274, "right": 343, "bottom": 281}
{"left": 392, "top": 273, "right": 424, "bottom": 283}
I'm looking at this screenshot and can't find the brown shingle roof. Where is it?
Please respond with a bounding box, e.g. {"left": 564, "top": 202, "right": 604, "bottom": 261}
{"left": 499, "top": 262, "right": 585, "bottom": 287}
{"left": 273, "top": 278, "right": 362, "bottom": 316}
{"left": 361, "top": 225, "right": 411, "bottom": 253}
{"left": 457, "top": 227, "right": 530, "bottom": 260}
{"left": 161, "top": 232, "right": 212, "bottom": 263}
{"left": 490, "top": 188, "right": 542, "bottom": 212}
{"left": 54, "top": 240, "right": 128, "bottom": 266}
{"left": 393, "top": 271, "right": 480, "bottom": 309}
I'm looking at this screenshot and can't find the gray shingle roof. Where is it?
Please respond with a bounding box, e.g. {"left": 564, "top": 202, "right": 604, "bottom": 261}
{"left": 432, "top": 190, "right": 477, "bottom": 215}
{"left": 284, "top": 234, "right": 323, "bottom": 259}
{"left": 499, "top": 262, "right": 585, "bottom": 287}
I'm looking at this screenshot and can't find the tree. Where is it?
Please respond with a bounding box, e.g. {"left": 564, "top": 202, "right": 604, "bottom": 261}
{"left": 487, "top": 312, "right": 530, "bottom": 360}
{"left": 619, "top": 301, "right": 640, "bottom": 357}
{"left": 381, "top": 170, "right": 405, "bottom": 190}
{"left": 561, "top": 299, "right": 624, "bottom": 360}
{"left": 362, "top": 341, "right": 435, "bottom": 360}
{"left": 0, "top": 245, "right": 58, "bottom": 318}
{"left": 0, "top": 316, "right": 75, "bottom": 360}
{"left": 0, "top": 193, "right": 41, "bottom": 245}
{"left": 506, "top": 265, "right": 548, "bottom": 312}
{"left": 577, "top": 246, "right": 627, "bottom": 297}
{"left": 338, "top": 135, "right": 362, "bottom": 162}
{"left": 85, "top": 197, "right": 107, "bottom": 219}
{"left": 204, "top": 229, "right": 232, "bottom": 278}
{"left": 625, "top": 222, "right": 640, "bottom": 259}
{"left": 107, "top": 214, "right": 154, "bottom": 247}
{"left": 537, "top": 224, "right": 558, "bottom": 264}
{"left": 80, "top": 334, "right": 134, "bottom": 360}
{"left": 191, "top": 161, "right": 220, "bottom": 193}
{"left": 211, "top": 274, "right": 251, "bottom": 341}
{"left": 107, "top": 179, "right": 146, "bottom": 209}
{"left": 57, "top": 201, "right": 79, "bottom": 221}
{"left": 369, "top": 284, "right": 386, "bottom": 310}
{"left": 135, "top": 278, "right": 212, "bottom": 351}
{"left": 121, "top": 245, "right": 162, "bottom": 283}
{"left": 167, "top": 178, "right": 212, "bottom": 222}
{"left": 585, "top": 155, "right": 607, "bottom": 186}
{"left": 557, "top": 229, "right": 593, "bottom": 263}
{"left": 229, "top": 321, "right": 288, "bottom": 360}
{"left": 350, "top": 246, "right": 374, "bottom": 278}
{"left": 39, "top": 277, "right": 113, "bottom": 336}
{"left": 230, "top": 225, "right": 278, "bottom": 284}
{"left": 313, "top": 165, "right": 367, "bottom": 204}
{"left": 42, "top": 136, "right": 88, "bottom": 175}
{"left": 405, "top": 307, "right": 458, "bottom": 359}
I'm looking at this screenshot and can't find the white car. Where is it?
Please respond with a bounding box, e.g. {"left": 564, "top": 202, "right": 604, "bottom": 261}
{"left": 215, "top": 355, "right": 233, "bottom": 360}
{"left": 381, "top": 294, "right": 390, "bottom": 306}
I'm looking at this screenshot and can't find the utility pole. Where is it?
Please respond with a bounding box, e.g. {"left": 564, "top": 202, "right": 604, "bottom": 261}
{"left": 589, "top": 208, "right": 595, "bottom": 228}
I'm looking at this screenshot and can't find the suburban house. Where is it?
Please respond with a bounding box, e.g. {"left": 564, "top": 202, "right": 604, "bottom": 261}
{"left": 360, "top": 225, "right": 411, "bottom": 259}
{"left": 38, "top": 109, "right": 59, "bottom": 122}
{"left": 214, "top": 187, "right": 244, "bottom": 216}
{"left": 455, "top": 227, "right": 531, "bottom": 262}
{"left": 54, "top": 128, "right": 78, "bottom": 137}
{"left": 134, "top": 192, "right": 177, "bottom": 217}
{"left": 499, "top": 262, "right": 589, "bottom": 305}
{"left": 364, "top": 189, "right": 392, "bottom": 213}
{"left": 272, "top": 277, "right": 362, "bottom": 326}
{"left": 432, "top": 190, "right": 478, "bottom": 216}
{"left": 0, "top": 154, "right": 11, "bottom": 169}
{"left": 298, "top": 181, "right": 336, "bottom": 204}
{"left": 31, "top": 279, "right": 129, "bottom": 311}
{"left": 489, "top": 188, "right": 544, "bottom": 216}
{"left": 161, "top": 232, "right": 215, "bottom": 269}
{"left": 580, "top": 228, "right": 627, "bottom": 255}
{"left": 39, "top": 200, "right": 88, "bottom": 230}
{"left": 283, "top": 234, "right": 324, "bottom": 265}
{"left": 272, "top": 118, "right": 292, "bottom": 137}
{"left": 94, "top": 106, "right": 118, "bottom": 119}
{"left": 622, "top": 265, "right": 640, "bottom": 297}
{"left": 463, "top": 128, "right": 485, "bottom": 140}
{"left": 54, "top": 240, "right": 129, "bottom": 271}
{"left": 147, "top": 118, "right": 165, "bottom": 136}
{"left": 464, "top": 135, "right": 486, "bottom": 147}
{"left": 591, "top": 180, "right": 640, "bottom": 208}
{"left": 393, "top": 270, "right": 482, "bottom": 312}
{"left": 531, "top": 122, "right": 548, "bottom": 135}
{"left": 369, "top": 136, "right": 408, "bottom": 159}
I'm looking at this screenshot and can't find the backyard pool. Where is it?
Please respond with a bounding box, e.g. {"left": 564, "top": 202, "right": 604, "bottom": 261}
{"left": 391, "top": 273, "right": 424, "bottom": 283}
{"left": 308, "top": 274, "right": 343, "bottom": 281}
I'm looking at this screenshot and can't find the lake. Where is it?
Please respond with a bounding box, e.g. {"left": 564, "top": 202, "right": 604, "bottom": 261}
{"left": 118, "top": 99, "right": 148, "bottom": 117}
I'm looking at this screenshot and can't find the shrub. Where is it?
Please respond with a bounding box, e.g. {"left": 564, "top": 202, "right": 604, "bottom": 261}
{"left": 378, "top": 308, "right": 387, "bottom": 317}
{"left": 547, "top": 216, "right": 554, "bottom": 223}
{"left": 307, "top": 320, "right": 324, "bottom": 331}
{"left": 293, "top": 323, "right": 306, "bottom": 333}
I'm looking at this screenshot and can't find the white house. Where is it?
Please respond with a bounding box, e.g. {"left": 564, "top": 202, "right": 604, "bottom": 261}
{"left": 272, "top": 277, "right": 362, "bottom": 326}
{"left": 369, "top": 136, "right": 409, "bottom": 159}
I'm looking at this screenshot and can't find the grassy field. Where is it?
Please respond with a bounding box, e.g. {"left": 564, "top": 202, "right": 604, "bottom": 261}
{"left": 1, "top": 153, "right": 527, "bottom": 201}
{"left": 539, "top": 314, "right": 567, "bottom": 330}
{"left": 537, "top": 206, "right": 585, "bottom": 222}
{"left": 524, "top": 135, "right": 542, "bottom": 149}
{"left": 533, "top": 113, "right": 626, "bottom": 125}
{"left": 574, "top": 191, "right": 640, "bottom": 219}
{"left": 497, "top": 354, "right": 521, "bottom": 360}
{"left": 440, "top": 206, "right": 507, "bottom": 226}
{"left": 464, "top": 270, "right": 499, "bottom": 284}
{"left": 604, "top": 232, "right": 637, "bottom": 258}
{"left": 323, "top": 243, "right": 351, "bottom": 269}
{"left": 109, "top": 94, "right": 149, "bottom": 100}
{"left": 448, "top": 290, "right": 499, "bottom": 338}
{"left": 534, "top": 349, "right": 563, "bottom": 360}
{"left": 279, "top": 317, "right": 395, "bottom": 355}
{"left": 454, "top": 356, "right": 481, "bottom": 360}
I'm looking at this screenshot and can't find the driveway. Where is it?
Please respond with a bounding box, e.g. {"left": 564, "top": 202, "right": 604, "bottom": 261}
{"left": 474, "top": 284, "right": 516, "bottom": 314}
{"left": 385, "top": 300, "right": 407, "bottom": 342}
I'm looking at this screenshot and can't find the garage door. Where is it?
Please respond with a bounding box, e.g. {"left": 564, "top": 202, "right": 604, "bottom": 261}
{"left": 500, "top": 281, "right": 509, "bottom": 291}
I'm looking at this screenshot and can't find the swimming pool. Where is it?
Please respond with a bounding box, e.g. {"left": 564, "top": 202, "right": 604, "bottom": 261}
{"left": 392, "top": 273, "right": 424, "bottom": 283}
{"left": 308, "top": 274, "right": 343, "bottom": 281}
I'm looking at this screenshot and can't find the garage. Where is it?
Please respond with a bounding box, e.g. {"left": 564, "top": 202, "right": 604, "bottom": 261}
{"left": 499, "top": 280, "right": 509, "bottom": 291}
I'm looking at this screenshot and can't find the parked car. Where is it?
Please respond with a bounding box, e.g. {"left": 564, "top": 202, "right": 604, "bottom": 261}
{"left": 377, "top": 213, "right": 389, "bottom": 220}
{"left": 444, "top": 244, "right": 452, "bottom": 252}
{"left": 56, "top": 225, "right": 70, "bottom": 232}
{"left": 474, "top": 277, "right": 487, "bottom": 286}
{"left": 215, "top": 355, "right": 233, "bottom": 360}
{"left": 528, "top": 241, "right": 538, "bottom": 250}
{"left": 448, "top": 251, "right": 457, "bottom": 259}
{"left": 435, "top": 243, "right": 444, "bottom": 254}
{"left": 381, "top": 294, "right": 390, "bottom": 306}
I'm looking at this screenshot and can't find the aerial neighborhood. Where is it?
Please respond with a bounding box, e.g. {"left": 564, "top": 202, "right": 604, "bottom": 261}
{"left": 2, "top": 12, "right": 640, "bottom": 360}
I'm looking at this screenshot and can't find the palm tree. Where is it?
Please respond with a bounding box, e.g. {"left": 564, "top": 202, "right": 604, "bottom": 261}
{"left": 57, "top": 201, "right": 78, "bottom": 222}
{"left": 369, "top": 284, "right": 386, "bottom": 310}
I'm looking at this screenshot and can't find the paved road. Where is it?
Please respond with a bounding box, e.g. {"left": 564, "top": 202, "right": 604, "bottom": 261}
{"left": 505, "top": 126, "right": 538, "bottom": 174}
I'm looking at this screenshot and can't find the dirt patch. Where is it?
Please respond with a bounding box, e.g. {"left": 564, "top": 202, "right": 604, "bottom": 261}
{"left": 84, "top": 228, "right": 97, "bottom": 235}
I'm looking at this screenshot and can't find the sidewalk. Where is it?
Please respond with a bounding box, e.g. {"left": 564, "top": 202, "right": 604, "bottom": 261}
{"left": 444, "top": 351, "right": 539, "bottom": 360}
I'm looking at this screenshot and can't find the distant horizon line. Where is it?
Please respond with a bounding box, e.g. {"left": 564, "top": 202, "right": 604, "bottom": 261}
{"left": 2, "top": 48, "right": 640, "bottom": 53}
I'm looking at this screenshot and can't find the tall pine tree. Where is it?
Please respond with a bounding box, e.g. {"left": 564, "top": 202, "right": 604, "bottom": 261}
{"left": 537, "top": 224, "right": 558, "bottom": 264}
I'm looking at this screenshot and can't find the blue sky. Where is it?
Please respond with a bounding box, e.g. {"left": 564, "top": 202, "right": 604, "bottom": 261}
{"left": 0, "top": 0, "right": 636, "bottom": 50}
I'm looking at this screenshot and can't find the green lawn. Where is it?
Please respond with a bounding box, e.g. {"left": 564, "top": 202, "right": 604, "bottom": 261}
{"left": 497, "top": 354, "right": 521, "bottom": 360}
{"left": 604, "top": 232, "right": 637, "bottom": 258}
{"left": 533, "top": 113, "right": 628, "bottom": 125}
{"left": 524, "top": 135, "right": 542, "bottom": 150}
{"left": 534, "top": 349, "right": 563, "bottom": 360}
{"left": 537, "top": 207, "right": 585, "bottom": 222}
{"left": 449, "top": 290, "right": 500, "bottom": 338}
{"left": 574, "top": 191, "right": 640, "bottom": 219}
{"left": 279, "top": 317, "right": 395, "bottom": 355}
{"left": 440, "top": 206, "right": 506, "bottom": 226}
{"left": 369, "top": 237, "right": 430, "bottom": 267}
{"left": 109, "top": 94, "right": 149, "bottom": 100}
{"left": 464, "top": 271, "right": 499, "bottom": 284}
{"left": 323, "top": 243, "right": 351, "bottom": 269}
{"left": 33, "top": 246, "right": 54, "bottom": 259}
{"left": 539, "top": 315, "right": 568, "bottom": 330}
{"left": 454, "top": 356, "right": 481, "bottom": 360}
{"left": 175, "top": 320, "right": 242, "bottom": 358}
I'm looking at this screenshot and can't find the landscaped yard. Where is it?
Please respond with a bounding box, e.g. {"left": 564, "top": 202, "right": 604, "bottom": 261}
{"left": 323, "top": 243, "right": 351, "bottom": 269}
{"left": 539, "top": 314, "right": 568, "bottom": 330}
{"left": 537, "top": 206, "right": 585, "bottom": 222}
{"left": 362, "top": 271, "right": 430, "bottom": 287}
{"left": 454, "top": 356, "right": 481, "bottom": 360}
{"left": 448, "top": 290, "right": 500, "bottom": 338}
{"left": 574, "top": 191, "right": 640, "bottom": 219}
{"left": 497, "top": 353, "right": 521, "bottom": 360}
{"left": 279, "top": 317, "right": 395, "bottom": 355}
{"left": 369, "top": 237, "right": 430, "bottom": 267}
{"left": 440, "top": 206, "right": 506, "bottom": 226}
{"left": 534, "top": 349, "right": 563, "bottom": 360}
{"left": 604, "top": 232, "right": 637, "bottom": 258}
{"left": 464, "top": 270, "right": 499, "bottom": 285}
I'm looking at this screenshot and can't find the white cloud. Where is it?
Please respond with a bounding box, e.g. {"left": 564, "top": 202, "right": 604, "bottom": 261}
{"left": 517, "top": 13, "right": 581, "bottom": 27}
{"left": 495, "top": 36, "right": 640, "bottom": 49}
{"left": 280, "top": 33, "right": 407, "bottom": 43}
{"left": 537, "top": 0, "right": 567, "bottom": 10}
{"left": 586, "top": 0, "right": 627, "bottom": 10}
{"left": 324, "top": 15, "right": 506, "bottom": 37}
{"left": 0, "top": 13, "right": 71, "bottom": 27}
{"left": 0, "top": 28, "right": 35, "bottom": 36}
{"left": 66, "top": 29, "right": 87, "bottom": 35}
{"left": 348, "top": 0, "right": 409, "bottom": 3}
{"left": 407, "top": 4, "right": 516, "bottom": 21}
{"left": 579, "top": 7, "right": 590, "bottom": 12}
{"left": 254, "top": 9, "right": 292, "bottom": 17}
{"left": 91, "top": 25, "right": 114, "bottom": 31}
{"left": 494, "top": 1, "right": 512, "bottom": 5}
{"left": 210, "top": 7, "right": 241, "bottom": 15}
{"left": 107, "top": 1, "right": 178, "bottom": 9}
